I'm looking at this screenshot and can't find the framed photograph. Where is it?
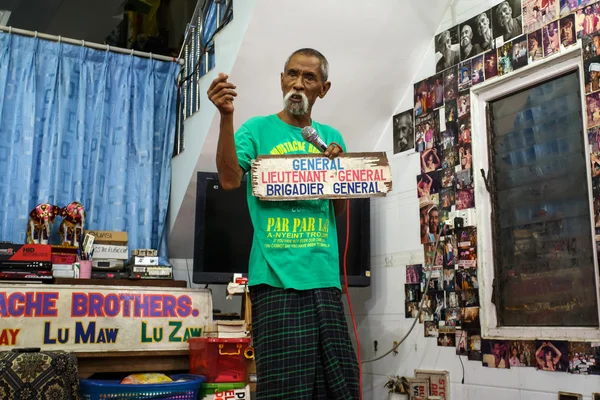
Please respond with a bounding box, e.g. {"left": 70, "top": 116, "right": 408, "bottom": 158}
{"left": 481, "top": 339, "right": 510, "bottom": 368}
{"left": 558, "top": 393, "right": 582, "bottom": 400}
{"left": 436, "top": 27, "right": 460, "bottom": 73}
{"left": 592, "top": 393, "right": 600, "bottom": 400}
{"left": 528, "top": 29, "right": 544, "bottom": 63}
{"left": 492, "top": 0, "right": 523, "bottom": 43}
{"left": 535, "top": 340, "right": 569, "bottom": 372}
{"left": 392, "top": 109, "right": 415, "bottom": 154}
{"left": 484, "top": 50, "right": 498, "bottom": 79}
{"left": 543, "top": 21, "right": 560, "bottom": 57}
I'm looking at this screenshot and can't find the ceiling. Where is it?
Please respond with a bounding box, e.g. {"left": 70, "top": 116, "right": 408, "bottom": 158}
{"left": 168, "top": 0, "right": 454, "bottom": 258}
{"left": 0, "top": 0, "right": 125, "bottom": 42}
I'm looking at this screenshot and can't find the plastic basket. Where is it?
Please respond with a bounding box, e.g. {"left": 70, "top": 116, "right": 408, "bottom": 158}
{"left": 80, "top": 374, "right": 206, "bottom": 400}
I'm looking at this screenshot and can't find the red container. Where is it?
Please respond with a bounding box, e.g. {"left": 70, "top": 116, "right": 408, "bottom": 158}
{"left": 188, "top": 337, "right": 251, "bottom": 383}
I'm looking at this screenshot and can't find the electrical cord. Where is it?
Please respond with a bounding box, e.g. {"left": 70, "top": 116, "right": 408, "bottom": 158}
{"left": 458, "top": 353, "right": 465, "bottom": 384}
{"left": 343, "top": 200, "right": 362, "bottom": 399}
{"left": 361, "top": 229, "right": 443, "bottom": 364}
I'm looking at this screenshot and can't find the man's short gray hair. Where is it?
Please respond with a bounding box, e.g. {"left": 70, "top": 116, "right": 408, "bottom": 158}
{"left": 284, "top": 48, "right": 329, "bottom": 82}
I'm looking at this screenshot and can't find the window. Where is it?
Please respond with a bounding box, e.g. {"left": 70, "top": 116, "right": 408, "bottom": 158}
{"left": 473, "top": 50, "right": 600, "bottom": 339}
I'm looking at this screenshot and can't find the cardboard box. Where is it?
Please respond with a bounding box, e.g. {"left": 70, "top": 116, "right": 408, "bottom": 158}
{"left": 93, "top": 244, "right": 129, "bottom": 260}
{"left": 84, "top": 230, "right": 128, "bottom": 245}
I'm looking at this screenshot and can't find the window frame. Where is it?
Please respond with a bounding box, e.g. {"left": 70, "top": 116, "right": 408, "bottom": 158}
{"left": 471, "top": 45, "right": 600, "bottom": 340}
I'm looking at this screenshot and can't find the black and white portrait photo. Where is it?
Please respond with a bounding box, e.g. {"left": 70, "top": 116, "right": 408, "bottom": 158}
{"left": 392, "top": 109, "right": 415, "bottom": 154}
{"left": 459, "top": 10, "right": 494, "bottom": 60}
{"left": 435, "top": 26, "right": 460, "bottom": 72}
{"left": 492, "top": 0, "right": 524, "bottom": 43}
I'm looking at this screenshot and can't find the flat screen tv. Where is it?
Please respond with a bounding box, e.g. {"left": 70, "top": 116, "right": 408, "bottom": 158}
{"left": 192, "top": 171, "right": 370, "bottom": 287}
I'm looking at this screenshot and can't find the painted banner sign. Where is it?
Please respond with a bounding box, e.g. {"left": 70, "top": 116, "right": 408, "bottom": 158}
{"left": 0, "top": 284, "right": 212, "bottom": 352}
{"left": 251, "top": 152, "right": 392, "bottom": 201}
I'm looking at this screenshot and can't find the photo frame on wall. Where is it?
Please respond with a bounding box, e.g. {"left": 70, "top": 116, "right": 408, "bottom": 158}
{"left": 392, "top": 109, "right": 415, "bottom": 154}
{"left": 492, "top": 0, "right": 523, "bottom": 45}
{"left": 558, "top": 393, "right": 582, "bottom": 400}
{"left": 459, "top": 12, "right": 493, "bottom": 60}
{"left": 435, "top": 26, "right": 460, "bottom": 73}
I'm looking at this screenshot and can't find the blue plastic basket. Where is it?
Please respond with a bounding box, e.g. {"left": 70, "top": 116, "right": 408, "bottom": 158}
{"left": 80, "top": 374, "right": 206, "bottom": 400}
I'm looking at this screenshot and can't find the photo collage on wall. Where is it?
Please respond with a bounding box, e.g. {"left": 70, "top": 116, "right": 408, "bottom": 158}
{"left": 401, "top": 0, "right": 600, "bottom": 378}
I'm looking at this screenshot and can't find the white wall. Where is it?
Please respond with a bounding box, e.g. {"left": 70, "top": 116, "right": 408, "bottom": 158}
{"left": 169, "top": 258, "right": 243, "bottom": 315}
{"left": 169, "top": 0, "right": 256, "bottom": 234}
{"left": 351, "top": 1, "right": 600, "bottom": 399}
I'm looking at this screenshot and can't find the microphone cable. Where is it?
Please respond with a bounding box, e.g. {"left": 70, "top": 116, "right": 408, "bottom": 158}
{"left": 342, "top": 199, "right": 363, "bottom": 400}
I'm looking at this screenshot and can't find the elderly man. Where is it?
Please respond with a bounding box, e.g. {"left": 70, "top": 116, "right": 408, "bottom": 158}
{"left": 495, "top": 1, "right": 523, "bottom": 41}
{"left": 475, "top": 12, "right": 494, "bottom": 50}
{"left": 460, "top": 24, "right": 483, "bottom": 60}
{"left": 436, "top": 30, "right": 460, "bottom": 72}
{"left": 208, "top": 48, "right": 359, "bottom": 399}
{"left": 394, "top": 112, "right": 414, "bottom": 153}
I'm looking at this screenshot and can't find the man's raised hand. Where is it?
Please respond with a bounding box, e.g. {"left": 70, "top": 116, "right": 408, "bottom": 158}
{"left": 208, "top": 73, "right": 237, "bottom": 115}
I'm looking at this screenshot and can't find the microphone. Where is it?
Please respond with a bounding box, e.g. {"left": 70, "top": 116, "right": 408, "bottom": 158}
{"left": 301, "top": 126, "right": 328, "bottom": 152}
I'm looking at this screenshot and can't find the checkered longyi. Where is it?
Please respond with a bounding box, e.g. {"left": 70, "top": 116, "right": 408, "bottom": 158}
{"left": 250, "top": 284, "right": 360, "bottom": 399}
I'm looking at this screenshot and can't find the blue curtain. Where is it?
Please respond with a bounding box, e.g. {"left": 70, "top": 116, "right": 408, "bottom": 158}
{"left": 0, "top": 32, "right": 179, "bottom": 255}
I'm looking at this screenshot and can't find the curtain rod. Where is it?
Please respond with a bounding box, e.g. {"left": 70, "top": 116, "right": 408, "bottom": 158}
{"left": 0, "top": 25, "right": 184, "bottom": 65}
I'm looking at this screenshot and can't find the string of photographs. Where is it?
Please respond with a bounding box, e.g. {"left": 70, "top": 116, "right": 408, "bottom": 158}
{"left": 396, "top": 0, "right": 600, "bottom": 379}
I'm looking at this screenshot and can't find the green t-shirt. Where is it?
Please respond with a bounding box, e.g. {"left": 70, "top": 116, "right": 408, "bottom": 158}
{"left": 235, "top": 114, "right": 347, "bottom": 290}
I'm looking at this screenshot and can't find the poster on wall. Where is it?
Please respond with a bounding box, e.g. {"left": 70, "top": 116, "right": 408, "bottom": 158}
{"left": 484, "top": 50, "right": 499, "bottom": 78}
{"left": 392, "top": 109, "right": 415, "bottom": 154}
{"left": 492, "top": 0, "right": 524, "bottom": 46}
{"left": 505, "top": 340, "right": 535, "bottom": 367}
{"left": 0, "top": 284, "right": 213, "bottom": 352}
{"left": 586, "top": 91, "right": 600, "bottom": 128}
{"left": 512, "top": 35, "right": 529, "bottom": 70}
{"left": 528, "top": 29, "right": 544, "bottom": 62}
{"left": 534, "top": 340, "right": 569, "bottom": 371}
{"left": 560, "top": 14, "right": 577, "bottom": 47}
{"left": 498, "top": 41, "right": 515, "bottom": 75}
{"left": 459, "top": 12, "right": 492, "bottom": 61}
{"left": 543, "top": 21, "right": 561, "bottom": 57}
{"left": 523, "top": 0, "right": 559, "bottom": 33}
{"left": 435, "top": 26, "right": 460, "bottom": 72}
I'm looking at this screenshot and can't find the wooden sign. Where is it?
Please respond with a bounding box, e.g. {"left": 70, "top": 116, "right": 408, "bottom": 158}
{"left": 251, "top": 152, "right": 392, "bottom": 201}
{"left": 0, "top": 284, "right": 212, "bottom": 352}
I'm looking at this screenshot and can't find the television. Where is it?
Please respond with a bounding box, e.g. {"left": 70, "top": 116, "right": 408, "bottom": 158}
{"left": 192, "top": 171, "right": 370, "bottom": 287}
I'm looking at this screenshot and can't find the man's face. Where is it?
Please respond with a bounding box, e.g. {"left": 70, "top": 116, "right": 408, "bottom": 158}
{"left": 530, "top": 38, "right": 538, "bottom": 50}
{"left": 594, "top": 36, "right": 600, "bottom": 49}
{"left": 420, "top": 207, "right": 429, "bottom": 236}
{"left": 564, "top": 24, "right": 573, "bottom": 42}
{"left": 280, "top": 54, "right": 330, "bottom": 116}
{"left": 493, "top": 343, "right": 501, "bottom": 355}
{"left": 442, "top": 32, "right": 452, "bottom": 52}
{"left": 477, "top": 13, "right": 490, "bottom": 35}
{"left": 499, "top": 2, "right": 512, "bottom": 26}
{"left": 429, "top": 210, "right": 439, "bottom": 234}
{"left": 461, "top": 25, "right": 473, "bottom": 48}
{"left": 397, "top": 115, "right": 413, "bottom": 140}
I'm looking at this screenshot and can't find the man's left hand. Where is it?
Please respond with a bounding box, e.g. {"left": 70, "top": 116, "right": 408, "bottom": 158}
{"left": 323, "top": 143, "right": 343, "bottom": 159}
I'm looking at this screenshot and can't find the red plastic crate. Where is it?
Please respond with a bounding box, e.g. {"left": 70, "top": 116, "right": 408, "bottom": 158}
{"left": 189, "top": 337, "right": 251, "bottom": 383}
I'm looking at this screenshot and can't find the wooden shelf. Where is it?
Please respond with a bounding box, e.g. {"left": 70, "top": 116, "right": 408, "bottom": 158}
{"left": 53, "top": 278, "right": 187, "bottom": 288}
{"left": 75, "top": 350, "right": 189, "bottom": 378}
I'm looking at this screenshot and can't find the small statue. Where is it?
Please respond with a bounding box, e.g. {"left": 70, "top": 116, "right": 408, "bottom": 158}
{"left": 59, "top": 201, "right": 86, "bottom": 247}
{"left": 26, "top": 203, "right": 60, "bottom": 244}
